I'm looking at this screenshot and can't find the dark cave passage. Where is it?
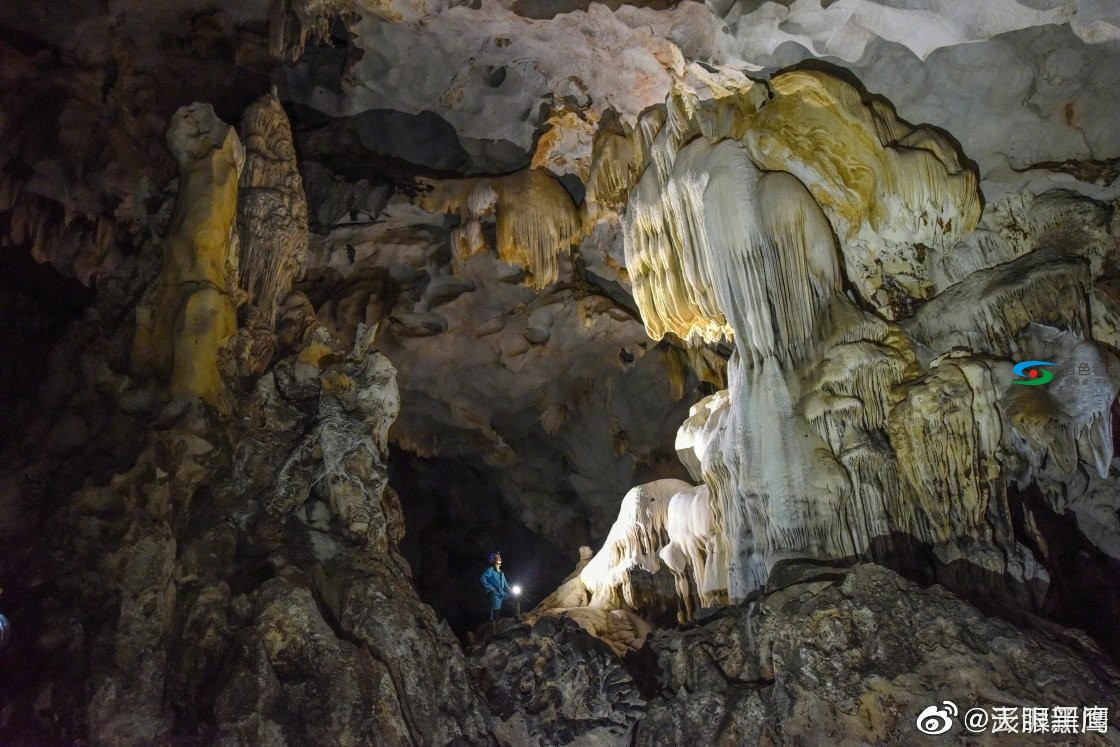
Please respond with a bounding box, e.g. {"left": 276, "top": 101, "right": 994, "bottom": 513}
{"left": 390, "top": 447, "right": 574, "bottom": 640}
{"left": 0, "top": 249, "right": 93, "bottom": 442}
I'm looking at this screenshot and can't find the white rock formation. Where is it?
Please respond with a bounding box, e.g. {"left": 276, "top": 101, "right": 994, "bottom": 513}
{"left": 554, "top": 66, "right": 1120, "bottom": 626}
{"left": 578, "top": 478, "right": 689, "bottom": 608}
{"left": 658, "top": 484, "right": 724, "bottom": 617}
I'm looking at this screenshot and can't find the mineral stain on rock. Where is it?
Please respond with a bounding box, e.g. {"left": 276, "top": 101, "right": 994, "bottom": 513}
{"left": 1, "top": 0, "right": 1120, "bottom": 743}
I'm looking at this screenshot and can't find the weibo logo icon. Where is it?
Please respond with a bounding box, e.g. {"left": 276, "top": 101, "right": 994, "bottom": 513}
{"left": 1011, "top": 360, "right": 1055, "bottom": 386}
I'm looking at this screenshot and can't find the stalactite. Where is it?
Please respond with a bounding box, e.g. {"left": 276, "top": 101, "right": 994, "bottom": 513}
{"left": 494, "top": 169, "right": 582, "bottom": 288}
{"left": 584, "top": 120, "right": 646, "bottom": 223}
{"left": 624, "top": 139, "right": 843, "bottom": 355}
{"left": 661, "top": 346, "right": 688, "bottom": 401}
{"left": 628, "top": 71, "right": 981, "bottom": 318}
{"left": 419, "top": 168, "right": 581, "bottom": 289}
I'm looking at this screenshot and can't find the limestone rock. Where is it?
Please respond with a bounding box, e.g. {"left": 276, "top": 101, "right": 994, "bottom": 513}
{"left": 215, "top": 578, "right": 413, "bottom": 745}
{"left": 237, "top": 90, "right": 309, "bottom": 327}
{"left": 418, "top": 167, "right": 583, "bottom": 290}
{"left": 473, "top": 615, "right": 645, "bottom": 746}
{"left": 483, "top": 562, "right": 1120, "bottom": 744}
{"left": 4, "top": 1, "right": 1120, "bottom": 743}
{"left": 597, "top": 67, "right": 1120, "bottom": 643}
{"left": 274, "top": 323, "right": 400, "bottom": 545}
{"left": 300, "top": 173, "right": 698, "bottom": 551}
{"left": 131, "top": 103, "right": 243, "bottom": 411}
{"left": 1, "top": 252, "right": 500, "bottom": 743}
{"left": 634, "top": 562, "right": 1120, "bottom": 744}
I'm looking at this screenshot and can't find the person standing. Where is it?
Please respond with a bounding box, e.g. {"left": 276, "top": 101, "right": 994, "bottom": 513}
{"left": 0, "top": 586, "right": 9, "bottom": 650}
{"left": 480, "top": 552, "right": 512, "bottom": 621}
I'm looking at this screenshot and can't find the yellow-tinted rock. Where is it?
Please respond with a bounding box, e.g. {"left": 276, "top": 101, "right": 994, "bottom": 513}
{"left": 419, "top": 167, "right": 582, "bottom": 289}
{"left": 625, "top": 70, "right": 982, "bottom": 330}
{"left": 132, "top": 103, "right": 243, "bottom": 411}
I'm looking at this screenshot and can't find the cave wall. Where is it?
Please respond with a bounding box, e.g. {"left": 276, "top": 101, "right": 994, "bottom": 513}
{"left": 1, "top": 0, "right": 1119, "bottom": 743}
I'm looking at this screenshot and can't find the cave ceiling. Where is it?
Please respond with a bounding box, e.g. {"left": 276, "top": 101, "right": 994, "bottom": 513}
{"left": 2, "top": 0, "right": 1119, "bottom": 551}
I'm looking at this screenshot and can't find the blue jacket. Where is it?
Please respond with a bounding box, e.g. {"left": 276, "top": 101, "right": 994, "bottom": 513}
{"left": 480, "top": 566, "right": 511, "bottom": 608}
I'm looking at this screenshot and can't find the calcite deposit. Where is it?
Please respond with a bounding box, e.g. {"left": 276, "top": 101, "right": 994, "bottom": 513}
{"left": 1, "top": 0, "right": 1119, "bottom": 743}
{"left": 237, "top": 90, "right": 309, "bottom": 327}
{"left": 131, "top": 103, "right": 243, "bottom": 411}
{"left": 551, "top": 65, "right": 1119, "bottom": 646}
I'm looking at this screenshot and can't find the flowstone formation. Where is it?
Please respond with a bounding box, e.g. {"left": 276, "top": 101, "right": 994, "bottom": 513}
{"left": 534, "top": 69, "right": 1120, "bottom": 666}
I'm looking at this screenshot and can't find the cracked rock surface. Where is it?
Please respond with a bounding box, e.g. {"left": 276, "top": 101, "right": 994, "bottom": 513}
{"left": 476, "top": 562, "right": 1120, "bottom": 745}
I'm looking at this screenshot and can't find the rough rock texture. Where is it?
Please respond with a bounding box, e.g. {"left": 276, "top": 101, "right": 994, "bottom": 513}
{"left": 0, "top": 103, "right": 502, "bottom": 745}
{"left": 276, "top": 0, "right": 1120, "bottom": 205}
{"left": 237, "top": 90, "right": 309, "bottom": 327}
{"left": 298, "top": 172, "right": 698, "bottom": 551}
{"left": 3, "top": 0, "right": 1120, "bottom": 743}
{"left": 7, "top": 0, "right": 1119, "bottom": 567}
{"left": 474, "top": 615, "right": 645, "bottom": 746}
{"left": 272, "top": 0, "right": 1120, "bottom": 575}
{"left": 0, "top": 2, "right": 276, "bottom": 282}
{"left": 479, "top": 562, "right": 1120, "bottom": 745}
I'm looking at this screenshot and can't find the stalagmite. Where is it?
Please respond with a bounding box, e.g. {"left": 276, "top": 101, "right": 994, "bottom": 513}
{"left": 578, "top": 478, "right": 689, "bottom": 608}
{"left": 237, "top": 90, "right": 309, "bottom": 327}
{"left": 131, "top": 104, "right": 243, "bottom": 411}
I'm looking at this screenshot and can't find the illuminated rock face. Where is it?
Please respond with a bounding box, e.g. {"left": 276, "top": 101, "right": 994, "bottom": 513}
{"left": 5, "top": 0, "right": 1120, "bottom": 742}
{"left": 131, "top": 104, "right": 243, "bottom": 411}
{"left": 625, "top": 71, "right": 980, "bottom": 337}
{"left": 572, "top": 70, "right": 1120, "bottom": 628}
{"left": 237, "top": 91, "right": 309, "bottom": 327}
{"left": 417, "top": 168, "right": 582, "bottom": 289}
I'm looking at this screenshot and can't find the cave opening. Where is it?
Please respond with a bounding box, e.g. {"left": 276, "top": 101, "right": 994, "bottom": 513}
{"left": 389, "top": 446, "right": 574, "bottom": 641}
